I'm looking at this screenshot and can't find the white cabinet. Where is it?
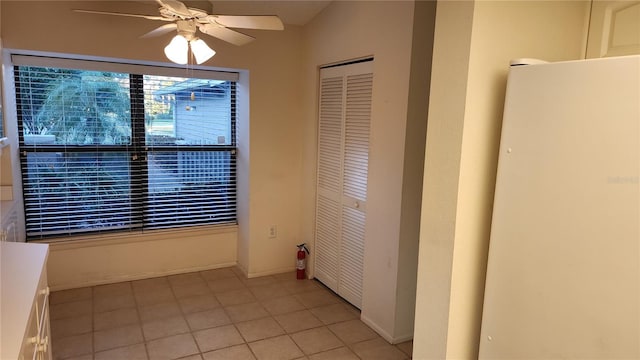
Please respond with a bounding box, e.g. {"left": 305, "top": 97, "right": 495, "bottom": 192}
{"left": 1, "top": 242, "right": 51, "bottom": 360}
{"left": 314, "top": 60, "right": 373, "bottom": 309}
{"left": 586, "top": 1, "right": 640, "bottom": 58}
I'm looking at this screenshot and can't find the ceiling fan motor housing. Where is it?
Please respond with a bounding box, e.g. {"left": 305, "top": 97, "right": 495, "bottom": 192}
{"left": 159, "top": 6, "right": 208, "bottom": 21}
{"left": 175, "top": 20, "right": 198, "bottom": 39}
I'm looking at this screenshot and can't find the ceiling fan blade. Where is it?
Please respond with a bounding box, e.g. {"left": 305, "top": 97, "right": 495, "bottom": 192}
{"left": 73, "top": 9, "right": 169, "bottom": 21}
{"left": 156, "top": 0, "right": 192, "bottom": 18}
{"left": 141, "top": 23, "right": 178, "bottom": 38}
{"left": 209, "top": 15, "right": 284, "bottom": 31}
{"left": 199, "top": 24, "right": 256, "bottom": 46}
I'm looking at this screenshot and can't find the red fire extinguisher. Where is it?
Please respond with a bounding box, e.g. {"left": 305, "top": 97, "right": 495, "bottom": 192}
{"left": 296, "top": 243, "right": 310, "bottom": 279}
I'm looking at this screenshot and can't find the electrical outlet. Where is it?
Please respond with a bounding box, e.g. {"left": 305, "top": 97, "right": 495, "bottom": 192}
{"left": 268, "top": 225, "right": 277, "bottom": 238}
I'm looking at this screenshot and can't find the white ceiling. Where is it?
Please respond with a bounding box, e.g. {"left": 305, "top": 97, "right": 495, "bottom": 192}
{"left": 207, "top": 0, "right": 332, "bottom": 26}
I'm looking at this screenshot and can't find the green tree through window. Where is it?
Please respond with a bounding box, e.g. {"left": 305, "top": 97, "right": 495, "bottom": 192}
{"left": 34, "top": 72, "right": 131, "bottom": 145}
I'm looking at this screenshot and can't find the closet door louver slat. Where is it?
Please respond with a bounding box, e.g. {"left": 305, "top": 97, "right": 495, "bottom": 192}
{"left": 315, "top": 195, "right": 341, "bottom": 290}
{"left": 339, "top": 205, "right": 366, "bottom": 308}
{"left": 317, "top": 77, "right": 344, "bottom": 195}
{"left": 343, "top": 73, "right": 373, "bottom": 203}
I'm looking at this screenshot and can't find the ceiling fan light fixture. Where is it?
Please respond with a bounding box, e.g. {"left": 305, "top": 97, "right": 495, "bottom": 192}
{"left": 190, "top": 38, "right": 216, "bottom": 64}
{"left": 164, "top": 34, "right": 189, "bottom": 64}
{"left": 74, "top": 0, "right": 285, "bottom": 64}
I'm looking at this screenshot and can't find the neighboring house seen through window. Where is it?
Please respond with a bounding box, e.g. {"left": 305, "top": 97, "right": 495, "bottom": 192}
{"left": 13, "top": 55, "right": 237, "bottom": 240}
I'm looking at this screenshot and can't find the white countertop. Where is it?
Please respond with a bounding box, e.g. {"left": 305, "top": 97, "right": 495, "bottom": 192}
{"left": 0, "top": 242, "right": 49, "bottom": 360}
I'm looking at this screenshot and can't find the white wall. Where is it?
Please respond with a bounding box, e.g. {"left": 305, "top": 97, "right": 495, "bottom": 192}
{"left": 47, "top": 226, "right": 237, "bottom": 290}
{"left": 413, "top": 2, "right": 475, "bottom": 356}
{"left": 1, "top": 0, "right": 306, "bottom": 288}
{"left": 413, "top": 0, "right": 590, "bottom": 358}
{"left": 301, "top": 0, "right": 433, "bottom": 343}
{"left": 395, "top": 0, "right": 436, "bottom": 344}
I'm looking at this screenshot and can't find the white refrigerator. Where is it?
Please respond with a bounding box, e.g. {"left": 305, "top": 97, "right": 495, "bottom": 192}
{"left": 480, "top": 55, "right": 640, "bottom": 359}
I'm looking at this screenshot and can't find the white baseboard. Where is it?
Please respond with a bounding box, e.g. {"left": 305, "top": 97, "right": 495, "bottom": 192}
{"left": 235, "top": 262, "right": 249, "bottom": 278}
{"left": 247, "top": 265, "right": 295, "bottom": 278}
{"left": 360, "top": 314, "right": 414, "bottom": 344}
{"left": 49, "top": 262, "right": 237, "bottom": 291}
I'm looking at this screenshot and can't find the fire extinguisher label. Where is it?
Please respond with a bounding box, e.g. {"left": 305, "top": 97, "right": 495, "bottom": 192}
{"left": 296, "top": 259, "right": 305, "bottom": 270}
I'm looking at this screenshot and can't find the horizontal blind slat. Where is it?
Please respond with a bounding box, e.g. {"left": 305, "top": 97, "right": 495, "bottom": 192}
{"left": 15, "top": 63, "right": 238, "bottom": 240}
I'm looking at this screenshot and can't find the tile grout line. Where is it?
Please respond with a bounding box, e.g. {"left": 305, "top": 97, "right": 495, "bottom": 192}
{"left": 130, "top": 279, "right": 151, "bottom": 360}
{"left": 90, "top": 284, "right": 96, "bottom": 359}
{"left": 51, "top": 268, "right": 413, "bottom": 360}
{"left": 167, "top": 274, "right": 202, "bottom": 360}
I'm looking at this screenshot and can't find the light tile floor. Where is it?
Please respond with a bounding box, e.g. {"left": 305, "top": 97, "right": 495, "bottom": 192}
{"left": 49, "top": 267, "right": 413, "bottom": 360}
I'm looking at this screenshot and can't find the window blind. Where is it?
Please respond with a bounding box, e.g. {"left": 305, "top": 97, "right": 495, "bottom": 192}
{"left": 14, "top": 57, "right": 237, "bottom": 240}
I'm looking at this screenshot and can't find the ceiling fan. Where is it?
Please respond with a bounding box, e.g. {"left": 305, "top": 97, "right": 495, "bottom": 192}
{"left": 74, "top": 0, "right": 284, "bottom": 64}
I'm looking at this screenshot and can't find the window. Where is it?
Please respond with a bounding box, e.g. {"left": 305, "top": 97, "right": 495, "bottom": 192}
{"left": 13, "top": 55, "right": 237, "bottom": 240}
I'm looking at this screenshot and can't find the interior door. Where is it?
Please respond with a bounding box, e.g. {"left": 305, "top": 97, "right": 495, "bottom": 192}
{"left": 314, "top": 60, "right": 373, "bottom": 309}
{"left": 586, "top": 0, "right": 640, "bottom": 58}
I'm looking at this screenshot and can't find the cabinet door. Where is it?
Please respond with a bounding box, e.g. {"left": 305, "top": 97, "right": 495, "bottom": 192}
{"left": 20, "top": 305, "right": 38, "bottom": 360}
{"left": 37, "top": 303, "right": 51, "bottom": 360}
{"left": 36, "top": 271, "right": 51, "bottom": 360}
{"left": 315, "top": 60, "right": 373, "bottom": 309}
{"left": 586, "top": 1, "right": 640, "bottom": 58}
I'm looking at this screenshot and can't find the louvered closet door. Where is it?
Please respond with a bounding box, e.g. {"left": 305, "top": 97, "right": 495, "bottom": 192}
{"left": 315, "top": 74, "right": 344, "bottom": 292}
{"left": 315, "top": 60, "right": 373, "bottom": 309}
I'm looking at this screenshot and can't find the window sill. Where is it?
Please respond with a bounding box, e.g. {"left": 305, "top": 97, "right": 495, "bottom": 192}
{"left": 34, "top": 224, "right": 238, "bottom": 251}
